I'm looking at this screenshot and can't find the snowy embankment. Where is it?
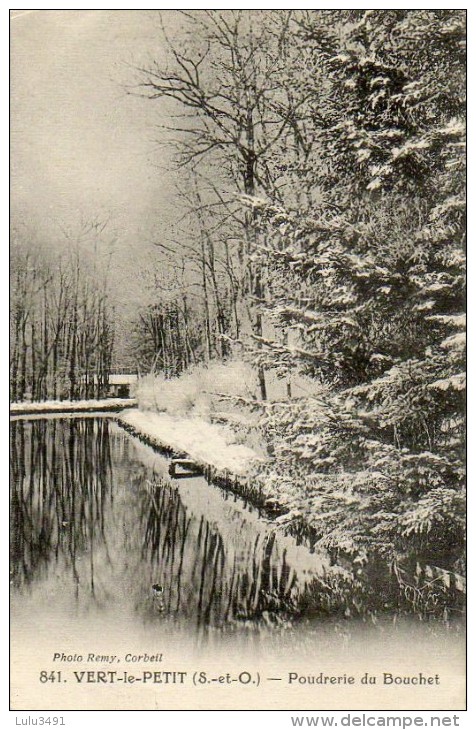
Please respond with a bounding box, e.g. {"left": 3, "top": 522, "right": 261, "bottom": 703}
{"left": 10, "top": 398, "right": 137, "bottom": 416}
{"left": 116, "top": 408, "right": 262, "bottom": 478}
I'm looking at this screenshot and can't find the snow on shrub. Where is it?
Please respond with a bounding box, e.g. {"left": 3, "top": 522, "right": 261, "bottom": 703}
{"left": 136, "top": 359, "right": 257, "bottom": 418}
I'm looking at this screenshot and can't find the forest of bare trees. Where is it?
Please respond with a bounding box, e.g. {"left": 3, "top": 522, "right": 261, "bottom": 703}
{"left": 10, "top": 221, "right": 114, "bottom": 401}
{"left": 129, "top": 10, "right": 312, "bottom": 396}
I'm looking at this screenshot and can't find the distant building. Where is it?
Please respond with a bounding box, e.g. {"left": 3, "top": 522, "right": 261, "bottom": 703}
{"left": 106, "top": 373, "right": 138, "bottom": 398}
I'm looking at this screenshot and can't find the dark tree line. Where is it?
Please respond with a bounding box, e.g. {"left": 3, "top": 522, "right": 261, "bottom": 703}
{"left": 10, "top": 224, "right": 115, "bottom": 402}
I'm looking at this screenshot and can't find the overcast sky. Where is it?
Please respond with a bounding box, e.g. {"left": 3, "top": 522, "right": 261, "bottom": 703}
{"left": 11, "top": 9, "right": 180, "bottom": 296}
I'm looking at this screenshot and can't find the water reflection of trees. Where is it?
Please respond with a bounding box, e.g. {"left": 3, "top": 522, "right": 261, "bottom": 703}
{"left": 138, "top": 477, "right": 299, "bottom": 627}
{"left": 10, "top": 418, "right": 304, "bottom": 629}
{"left": 10, "top": 418, "right": 113, "bottom": 594}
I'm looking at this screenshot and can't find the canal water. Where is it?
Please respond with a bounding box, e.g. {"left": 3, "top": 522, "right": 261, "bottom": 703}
{"left": 10, "top": 417, "right": 333, "bottom": 646}
{"left": 10, "top": 416, "right": 464, "bottom": 660}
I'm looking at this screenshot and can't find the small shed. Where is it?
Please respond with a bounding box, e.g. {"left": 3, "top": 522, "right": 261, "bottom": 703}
{"left": 107, "top": 373, "right": 138, "bottom": 399}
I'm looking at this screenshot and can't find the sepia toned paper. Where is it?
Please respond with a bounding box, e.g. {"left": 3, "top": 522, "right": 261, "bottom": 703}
{"left": 10, "top": 9, "right": 466, "bottom": 713}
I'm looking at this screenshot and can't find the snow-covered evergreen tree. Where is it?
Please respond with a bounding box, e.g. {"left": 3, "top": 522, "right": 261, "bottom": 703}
{"left": 251, "top": 10, "right": 465, "bottom": 611}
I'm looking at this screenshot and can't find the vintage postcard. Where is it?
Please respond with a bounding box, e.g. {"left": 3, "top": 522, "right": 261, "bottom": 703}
{"left": 10, "top": 9, "right": 466, "bottom": 712}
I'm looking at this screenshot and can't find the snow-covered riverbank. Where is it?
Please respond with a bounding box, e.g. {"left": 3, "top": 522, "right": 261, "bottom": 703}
{"left": 10, "top": 398, "right": 137, "bottom": 415}
{"left": 9, "top": 397, "right": 286, "bottom": 514}
{"left": 116, "top": 408, "right": 263, "bottom": 478}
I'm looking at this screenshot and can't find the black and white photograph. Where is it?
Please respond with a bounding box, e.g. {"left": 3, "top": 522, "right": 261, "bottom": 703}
{"left": 9, "top": 8, "right": 466, "bottom": 713}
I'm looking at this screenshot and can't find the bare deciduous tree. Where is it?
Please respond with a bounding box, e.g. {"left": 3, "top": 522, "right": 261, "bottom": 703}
{"left": 133, "top": 10, "right": 301, "bottom": 397}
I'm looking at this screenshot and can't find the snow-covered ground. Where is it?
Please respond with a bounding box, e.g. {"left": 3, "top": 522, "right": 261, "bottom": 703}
{"left": 10, "top": 398, "right": 137, "bottom": 414}
{"left": 117, "top": 408, "right": 263, "bottom": 477}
